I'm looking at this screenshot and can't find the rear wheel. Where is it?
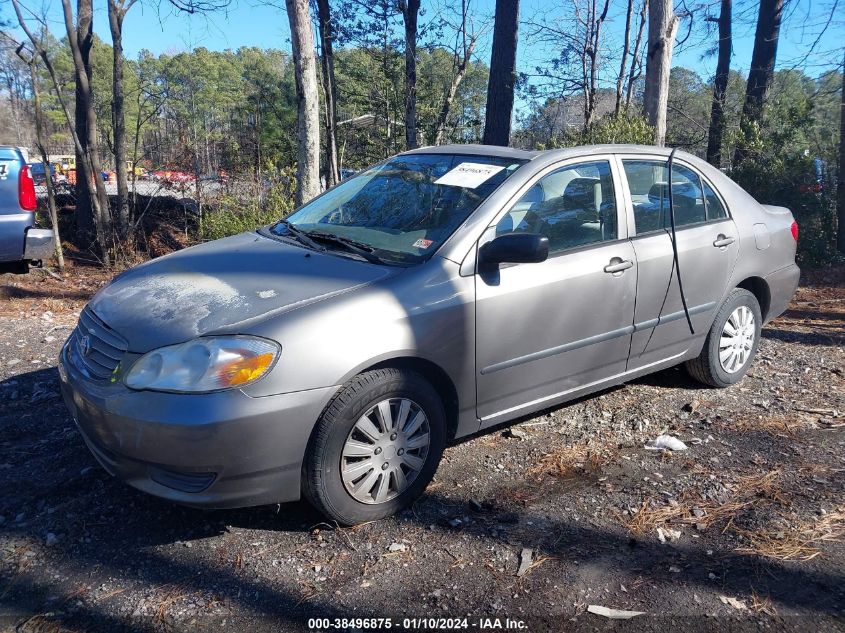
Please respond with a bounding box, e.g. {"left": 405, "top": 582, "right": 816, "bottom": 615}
{"left": 686, "top": 288, "right": 762, "bottom": 388}
{"left": 302, "top": 368, "right": 446, "bottom": 525}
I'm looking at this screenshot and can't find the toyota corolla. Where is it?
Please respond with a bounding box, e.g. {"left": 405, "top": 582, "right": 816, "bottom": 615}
{"left": 58, "top": 144, "right": 800, "bottom": 524}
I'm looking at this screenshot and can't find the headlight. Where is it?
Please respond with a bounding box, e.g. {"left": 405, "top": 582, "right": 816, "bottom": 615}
{"left": 124, "top": 336, "right": 280, "bottom": 393}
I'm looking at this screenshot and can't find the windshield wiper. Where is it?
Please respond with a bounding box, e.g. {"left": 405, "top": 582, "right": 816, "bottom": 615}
{"left": 276, "top": 220, "right": 325, "bottom": 252}
{"left": 307, "top": 232, "right": 387, "bottom": 265}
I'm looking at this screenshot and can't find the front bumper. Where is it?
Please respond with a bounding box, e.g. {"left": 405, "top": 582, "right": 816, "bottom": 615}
{"left": 58, "top": 344, "right": 336, "bottom": 508}
{"left": 764, "top": 263, "right": 800, "bottom": 323}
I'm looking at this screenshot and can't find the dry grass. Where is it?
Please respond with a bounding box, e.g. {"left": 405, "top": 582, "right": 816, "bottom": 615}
{"left": 751, "top": 589, "right": 778, "bottom": 618}
{"left": 750, "top": 589, "right": 779, "bottom": 616}
{"left": 730, "top": 414, "right": 817, "bottom": 438}
{"left": 496, "top": 485, "right": 544, "bottom": 507}
{"left": 733, "top": 509, "right": 845, "bottom": 561}
{"left": 530, "top": 439, "right": 618, "bottom": 480}
{"left": 622, "top": 470, "right": 785, "bottom": 534}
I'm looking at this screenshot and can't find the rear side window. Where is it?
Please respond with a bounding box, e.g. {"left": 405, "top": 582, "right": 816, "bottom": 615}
{"left": 702, "top": 180, "right": 728, "bottom": 220}
{"left": 622, "top": 160, "right": 708, "bottom": 233}
{"left": 495, "top": 160, "right": 617, "bottom": 254}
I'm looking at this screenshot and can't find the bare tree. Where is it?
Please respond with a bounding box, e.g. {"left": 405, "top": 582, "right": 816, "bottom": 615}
{"left": 399, "top": 0, "right": 421, "bottom": 149}
{"left": 7, "top": 37, "right": 65, "bottom": 270}
{"left": 705, "top": 0, "right": 731, "bottom": 167}
{"left": 483, "top": 0, "right": 519, "bottom": 146}
{"left": 733, "top": 0, "right": 784, "bottom": 166}
{"left": 642, "top": 0, "right": 679, "bottom": 146}
{"left": 614, "top": 0, "right": 635, "bottom": 116}
{"left": 286, "top": 0, "right": 321, "bottom": 204}
{"left": 431, "top": 0, "right": 483, "bottom": 145}
{"left": 12, "top": 0, "right": 112, "bottom": 261}
{"left": 580, "top": 0, "right": 610, "bottom": 128}
{"left": 625, "top": 0, "right": 647, "bottom": 110}
{"left": 316, "top": 0, "right": 340, "bottom": 186}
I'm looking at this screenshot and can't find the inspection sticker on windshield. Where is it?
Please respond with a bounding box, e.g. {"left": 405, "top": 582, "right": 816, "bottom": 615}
{"left": 412, "top": 238, "right": 434, "bottom": 249}
{"left": 434, "top": 162, "right": 505, "bottom": 188}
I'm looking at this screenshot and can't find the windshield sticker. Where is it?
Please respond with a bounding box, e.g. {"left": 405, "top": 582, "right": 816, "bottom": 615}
{"left": 434, "top": 162, "right": 505, "bottom": 189}
{"left": 412, "top": 238, "right": 434, "bottom": 249}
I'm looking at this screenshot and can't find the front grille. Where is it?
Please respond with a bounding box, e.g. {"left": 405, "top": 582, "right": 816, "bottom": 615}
{"left": 70, "top": 307, "right": 128, "bottom": 380}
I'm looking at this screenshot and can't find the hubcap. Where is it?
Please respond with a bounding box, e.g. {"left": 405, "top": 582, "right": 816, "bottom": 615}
{"left": 340, "top": 398, "right": 431, "bottom": 505}
{"left": 719, "top": 306, "right": 756, "bottom": 374}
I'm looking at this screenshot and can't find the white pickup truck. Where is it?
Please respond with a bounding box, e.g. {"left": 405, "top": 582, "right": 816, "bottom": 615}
{"left": 0, "top": 145, "right": 54, "bottom": 273}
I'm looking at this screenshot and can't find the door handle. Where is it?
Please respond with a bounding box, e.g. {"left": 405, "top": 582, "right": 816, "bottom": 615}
{"left": 604, "top": 258, "right": 634, "bottom": 274}
{"left": 713, "top": 234, "right": 735, "bottom": 248}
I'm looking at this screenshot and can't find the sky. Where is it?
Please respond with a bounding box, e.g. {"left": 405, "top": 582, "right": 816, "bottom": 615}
{"left": 8, "top": 0, "right": 845, "bottom": 110}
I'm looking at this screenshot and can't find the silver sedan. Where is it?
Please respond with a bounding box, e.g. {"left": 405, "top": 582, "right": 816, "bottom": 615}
{"left": 58, "top": 144, "right": 800, "bottom": 524}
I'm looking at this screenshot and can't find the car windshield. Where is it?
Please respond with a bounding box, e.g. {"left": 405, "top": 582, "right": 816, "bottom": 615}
{"left": 269, "top": 153, "right": 526, "bottom": 264}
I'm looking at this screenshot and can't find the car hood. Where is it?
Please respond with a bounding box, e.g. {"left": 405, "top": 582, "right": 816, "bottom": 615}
{"left": 88, "top": 231, "right": 397, "bottom": 352}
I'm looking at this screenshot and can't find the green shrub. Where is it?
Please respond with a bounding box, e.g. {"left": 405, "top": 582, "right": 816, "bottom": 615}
{"left": 542, "top": 112, "right": 655, "bottom": 149}
{"left": 730, "top": 154, "right": 842, "bottom": 268}
{"left": 199, "top": 170, "right": 296, "bottom": 242}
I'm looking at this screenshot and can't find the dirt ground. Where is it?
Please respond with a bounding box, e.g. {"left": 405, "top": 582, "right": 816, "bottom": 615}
{"left": 0, "top": 264, "right": 843, "bottom": 633}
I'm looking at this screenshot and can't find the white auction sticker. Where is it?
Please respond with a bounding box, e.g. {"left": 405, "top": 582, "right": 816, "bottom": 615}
{"left": 434, "top": 162, "right": 505, "bottom": 188}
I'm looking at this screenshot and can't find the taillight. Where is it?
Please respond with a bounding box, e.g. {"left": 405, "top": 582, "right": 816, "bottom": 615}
{"left": 18, "top": 165, "right": 37, "bottom": 211}
{"left": 790, "top": 220, "right": 798, "bottom": 242}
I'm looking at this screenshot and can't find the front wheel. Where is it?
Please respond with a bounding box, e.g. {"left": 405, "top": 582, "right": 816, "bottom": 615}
{"left": 685, "top": 288, "right": 762, "bottom": 388}
{"left": 302, "top": 368, "right": 446, "bottom": 525}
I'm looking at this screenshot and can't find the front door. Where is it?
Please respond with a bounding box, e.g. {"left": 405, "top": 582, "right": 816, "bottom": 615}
{"left": 618, "top": 157, "right": 740, "bottom": 369}
{"left": 475, "top": 158, "right": 637, "bottom": 425}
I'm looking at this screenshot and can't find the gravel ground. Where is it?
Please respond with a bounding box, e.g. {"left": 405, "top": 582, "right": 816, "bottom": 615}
{"left": 0, "top": 265, "right": 843, "bottom": 632}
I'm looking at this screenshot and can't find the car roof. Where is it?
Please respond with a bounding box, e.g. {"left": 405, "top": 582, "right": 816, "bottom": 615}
{"left": 401, "top": 144, "right": 540, "bottom": 160}
{"left": 400, "top": 143, "right": 696, "bottom": 163}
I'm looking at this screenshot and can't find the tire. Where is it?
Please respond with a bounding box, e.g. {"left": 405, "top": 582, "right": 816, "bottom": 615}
{"left": 685, "top": 288, "right": 762, "bottom": 388}
{"left": 302, "top": 368, "right": 446, "bottom": 525}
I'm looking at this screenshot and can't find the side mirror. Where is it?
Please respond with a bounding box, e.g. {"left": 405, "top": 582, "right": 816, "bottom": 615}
{"left": 479, "top": 233, "right": 549, "bottom": 267}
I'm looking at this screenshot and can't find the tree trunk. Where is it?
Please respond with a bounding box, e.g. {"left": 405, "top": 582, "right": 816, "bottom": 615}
{"left": 838, "top": 49, "right": 845, "bottom": 254}
{"left": 483, "top": 0, "right": 520, "bottom": 146}
{"left": 615, "top": 0, "right": 635, "bottom": 116}
{"left": 28, "top": 61, "right": 64, "bottom": 271}
{"left": 401, "top": 0, "right": 421, "bottom": 150}
{"left": 63, "top": 0, "right": 112, "bottom": 261}
{"left": 625, "top": 0, "right": 648, "bottom": 110}
{"left": 286, "top": 0, "right": 321, "bottom": 205}
{"left": 108, "top": 0, "right": 131, "bottom": 239}
{"left": 73, "top": 0, "right": 94, "bottom": 237}
{"left": 733, "top": 0, "right": 784, "bottom": 166}
{"left": 705, "top": 0, "right": 731, "bottom": 167}
{"left": 642, "top": 0, "right": 678, "bottom": 146}
{"left": 316, "top": 0, "right": 340, "bottom": 186}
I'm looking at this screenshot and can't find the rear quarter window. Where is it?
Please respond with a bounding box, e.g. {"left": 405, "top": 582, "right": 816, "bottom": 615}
{"left": 703, "top": 181, "right": 728, "bottom": 220}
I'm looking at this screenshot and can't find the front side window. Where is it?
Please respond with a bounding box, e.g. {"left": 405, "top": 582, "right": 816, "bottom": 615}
{"left": 494, "top": 160, "right": 618, "bottom": 254}
{"left": 622, "top": 160, "right": 708, "bottom": 233}
{"left": 270, "top": 154, "right": 525, "bottom": 264}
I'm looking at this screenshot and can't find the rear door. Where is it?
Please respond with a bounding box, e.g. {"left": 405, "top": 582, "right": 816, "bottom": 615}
{"left": 475, "top": 157, "right": 637, "bottom": 425}
{"left": 617, "top": 156, "right": 740, "bottom": 370}
{"left": 0, "top": 147, "right": 28, "bottom": 261}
